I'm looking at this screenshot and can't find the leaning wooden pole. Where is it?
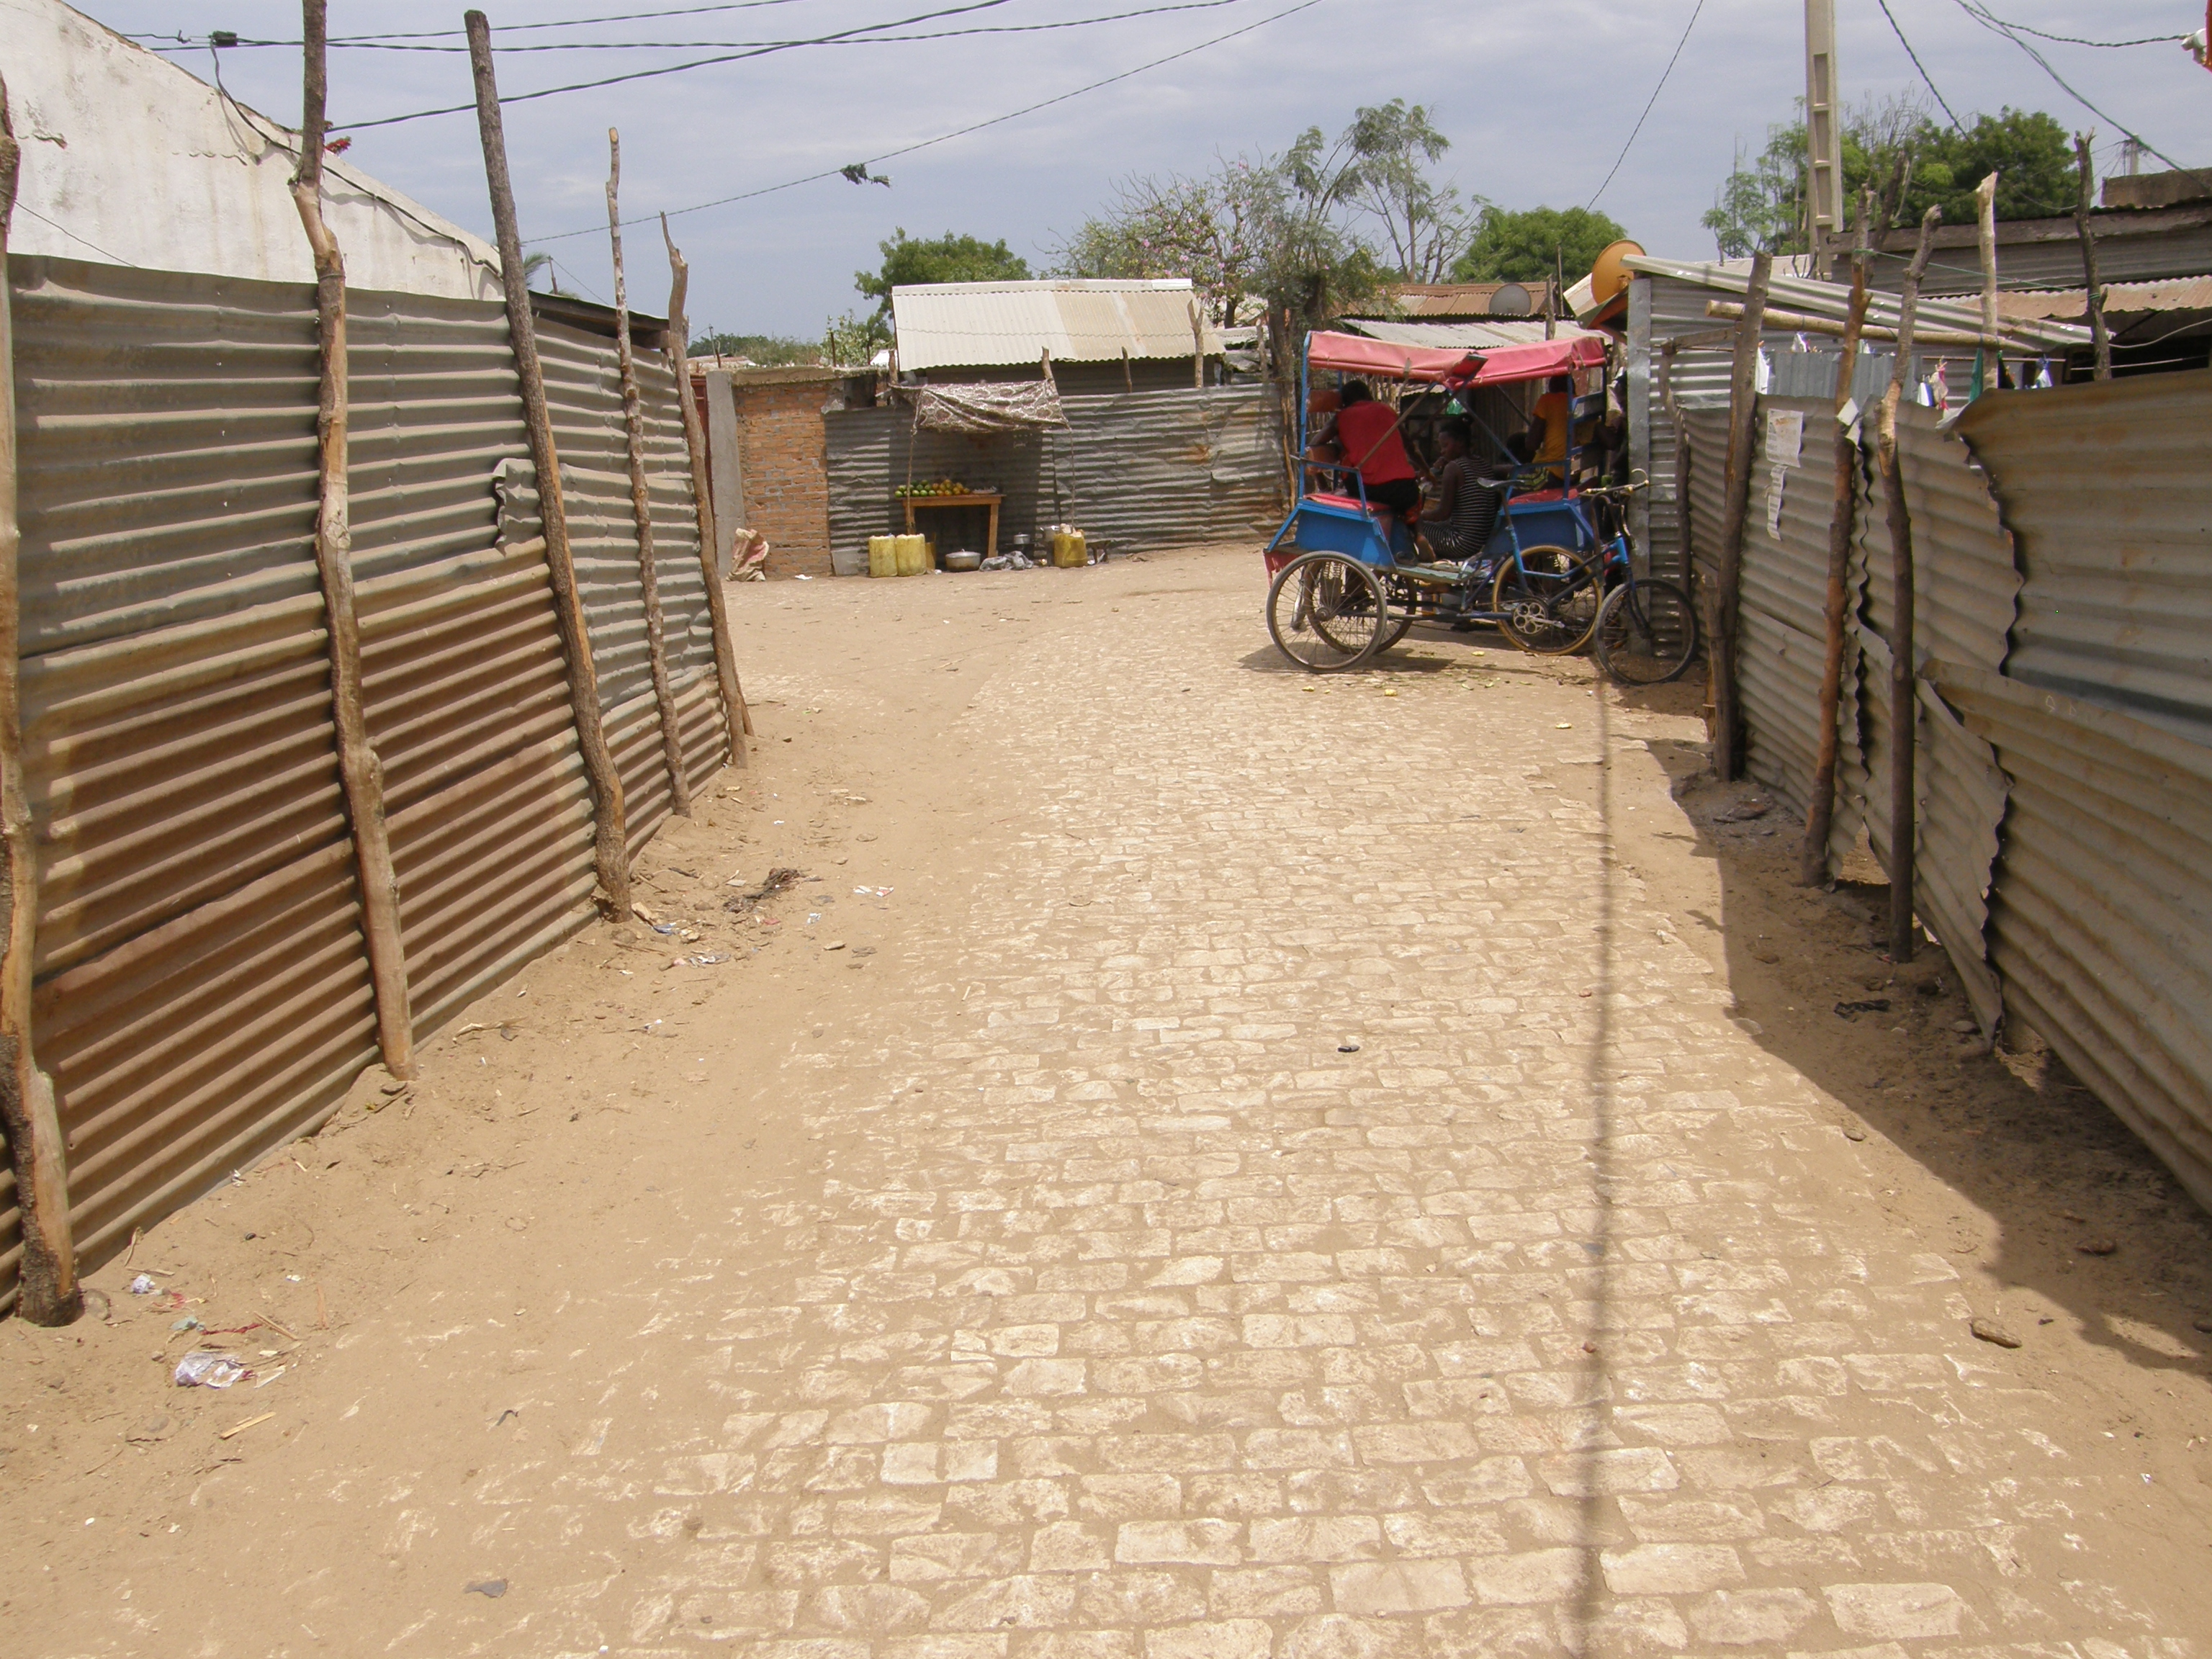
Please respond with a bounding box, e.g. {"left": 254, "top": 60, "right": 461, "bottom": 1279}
{"left": 292, "top": 1, "right": 413, "bottom": 1079}
{"left": 0, "top": 75, "right": 80, "bottom": 1325}
{"left": 466, "top": 12, "right": 630, "bottom": 915}
{"left": 1877, "top": 207, "right": 1942, "bottom": 964}
{"left": 1801, "top": 207, "right": 1873, "bottom": 887}
{"left": 661, "top": 213, "right": 752, "bottom": 752}
{"left": 606, "top": 130, "right": 690, "bottom": 819}
{"left": 2074, "top": 134, "right": 2112, "bottom": 380}
{"left": 1709, "top": 249, "right": 1771, "bottom": 782}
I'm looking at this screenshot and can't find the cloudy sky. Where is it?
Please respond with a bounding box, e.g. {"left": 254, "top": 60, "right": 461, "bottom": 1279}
{"left": 84, "top": 0, "right": 2212, "bottom": 338}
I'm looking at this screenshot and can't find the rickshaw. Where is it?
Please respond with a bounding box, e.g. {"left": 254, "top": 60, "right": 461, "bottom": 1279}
{"left": 1262, "top": 329, "right": 1697, "bottom": 683}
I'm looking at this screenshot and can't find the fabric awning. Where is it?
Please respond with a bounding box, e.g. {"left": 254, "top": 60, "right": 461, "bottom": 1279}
{"left": 905, "top": 380, "right": 1069, "bottom": 434}
{"left": 1305, "top": 328, "right": 1608, "bottom": 387}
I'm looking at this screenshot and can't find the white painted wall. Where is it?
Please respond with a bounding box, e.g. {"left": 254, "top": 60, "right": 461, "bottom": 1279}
{"left": 3, "top": 0, "right": 502, "bottom": 299}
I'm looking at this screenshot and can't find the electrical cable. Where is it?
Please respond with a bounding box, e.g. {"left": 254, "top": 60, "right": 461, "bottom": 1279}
{"left": 526, "top": 0, "right": 1326, "bottom": 243}
{"left": 1874, "top": 0, "right": 1965, "bottom": 132}
{"left": 1943, "top": 9, "right": 2190, "bottom": 50}
{"left": 331, "top": 0, "right": 1024, "bottom": 130}
{"left": 156, "top": 0, "right": 1256, "bottom": 54}
{"left": 1585, "top": 0, "right": 1705, "bottom": 210}
{"left": 1948, "top": 0, "right": 2189, "bottom": 171}
{"left": 130, "top": 2, "right": 827, "bottom": 45}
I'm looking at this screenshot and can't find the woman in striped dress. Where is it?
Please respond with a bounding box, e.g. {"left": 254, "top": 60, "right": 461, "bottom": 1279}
{"left": 1419, "top": 423, "right": 1501, "bottom": 567}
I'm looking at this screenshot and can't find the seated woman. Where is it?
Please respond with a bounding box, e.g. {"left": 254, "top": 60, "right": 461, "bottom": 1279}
{"left": 1318, "top": 380, "right": 1420, "bottom": 517}
{"left": 1418, "top": 422, "right": 1501, "bottom": 564}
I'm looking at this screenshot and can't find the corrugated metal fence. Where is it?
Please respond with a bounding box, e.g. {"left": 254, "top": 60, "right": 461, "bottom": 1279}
{"left": 1, "top": 256, "right": 738, "bottom": 1306}
{"left": 1680, "top": 361, "right": 2212, "bottom": 1212}
{"left": 824, "top": 384, "right": 1282, "bottom": 575}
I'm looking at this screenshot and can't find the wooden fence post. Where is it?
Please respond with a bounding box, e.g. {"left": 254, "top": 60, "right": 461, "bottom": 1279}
{"left": 0, "top": 74, "right": 81, "bottom": 1325}
{"left": 660, "top": 216, "right": 751, "bottom": 755}
{"left": 1709, "top": 250, "right": 1771, "bottom": 781}
{"left": 1877, "top": 207, "right": 1942, "bottom": 963}
{"left": 466, "top": 12, "right": 631, "bottom": 917}
{"left": 291, "top": 1, "right": 413, "bottom": 1079}
{"left": 2074, "top": 134, "right": 2113, "bottom": 380}
{"left": 605, "top": 130, "right": 689, "bottom": 818}
{"left": 1802, "top": 202, "right": 1874, "bottom": 887}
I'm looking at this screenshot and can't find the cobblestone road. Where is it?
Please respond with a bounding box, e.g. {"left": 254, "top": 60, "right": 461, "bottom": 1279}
{"left": 592, "top": 565, "right": 2194, "bottom": 1655}
{"left": 24, "top": 551, "right": 2203, "bottom": 1657}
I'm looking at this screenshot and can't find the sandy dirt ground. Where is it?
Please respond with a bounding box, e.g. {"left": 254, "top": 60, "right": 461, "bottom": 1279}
{"left": 3, "top": 542, "right": 2209, "bottom": 1657}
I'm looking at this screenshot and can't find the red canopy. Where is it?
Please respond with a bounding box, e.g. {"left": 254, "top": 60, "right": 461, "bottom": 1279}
{"left": 1305, "top": 328, "right": 1608, "bottom": 388}
{"left": 1305, "top": 330, "right": 1480, "bottom": 384}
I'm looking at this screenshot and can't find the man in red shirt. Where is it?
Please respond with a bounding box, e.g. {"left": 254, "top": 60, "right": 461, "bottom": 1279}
{"left": 1321, "top": 381, "right": 1420, "bottom": 516}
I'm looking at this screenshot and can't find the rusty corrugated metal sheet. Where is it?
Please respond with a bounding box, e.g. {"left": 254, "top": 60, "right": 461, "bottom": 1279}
{"left": 1932, "top": 662, "right": 2212, "bottom": 1212}
{"left": 824, "top": 386, "right": 1280, "bottom": 575}
{"left": 1957, "top": 369, "right": 2212, "bottom": 742}
{"left": 8, "top": 256, "right": 375, "bottom": 1285}
{"left": 531, "top": 310, "right": 728, "bottom": 843}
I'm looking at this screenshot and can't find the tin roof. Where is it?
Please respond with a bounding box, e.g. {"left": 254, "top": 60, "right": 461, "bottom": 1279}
{"left": 890, "top": 279, "right": 1223, "bottom": 372}
{"left": 1623, "top": 253, "right": 2090, "bottom": 350}
{"left": 1341, "top": 282, "right": 1554, "bottom": 320}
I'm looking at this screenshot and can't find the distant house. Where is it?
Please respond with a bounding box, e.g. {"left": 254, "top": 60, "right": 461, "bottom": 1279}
{"left": 6, "top": 0, "right": 499, "bottom": 297}
{"left": 890, "top": 278, "right": 1225, "bottom": 393}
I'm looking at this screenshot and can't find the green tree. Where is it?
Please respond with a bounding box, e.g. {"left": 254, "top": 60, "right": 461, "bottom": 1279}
{"left": 855, "top": 229, "right": 1030, "bottom": 326}
{"left": 1704, "top": 95, "right": 2079, "bottom": 258}
{"left": 1452, "top": 205, "right": 1627, "bottom": 284}
{"left": 688, "top": 331, "right": 824, "bottom": 366}
{"left": 1326, "top": 100, "right": 1473, "bottom": 282}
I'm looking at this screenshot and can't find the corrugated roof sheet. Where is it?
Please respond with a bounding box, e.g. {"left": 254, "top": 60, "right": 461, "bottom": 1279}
{"left": 1337, "top": 318, "right": 1606, "bottom": 351}
{"left": 1341, "top": 282, "right": 1553, "bottom": 320}
{"left": 1624, "top": 254, "right": 2090, "bottom": 350}
{"left": 1996, "top": 278, "right": 2212, "bottom": 320}
{"left": 891, "top": 280, "right": 1221, "bottom": 372}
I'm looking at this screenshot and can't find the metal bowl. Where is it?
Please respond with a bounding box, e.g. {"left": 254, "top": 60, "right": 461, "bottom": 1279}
{"left": 943, "top": 549, "right": 983, "bottom": 572}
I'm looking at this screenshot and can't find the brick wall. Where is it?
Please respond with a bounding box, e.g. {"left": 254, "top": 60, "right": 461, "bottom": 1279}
{"left": 729, "top": 379, "right": 832, "bottom": 578}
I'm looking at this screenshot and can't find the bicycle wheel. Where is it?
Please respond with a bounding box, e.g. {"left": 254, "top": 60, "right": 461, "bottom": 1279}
{"left": 1593, "top": 578, "right": 1699, "bottom": 685}
{"left": 1492, "top": 544, "right": 1601, "bottom": 655}
{"left": 1268, "top": 552, "right": 1388, "bottom": 671}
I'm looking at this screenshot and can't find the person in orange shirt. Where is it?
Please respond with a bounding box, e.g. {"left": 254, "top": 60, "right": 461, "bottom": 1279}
{"left": 1320, "top": 381, "right": 1420, "bottom": 516}
{"left": 1527, "top": 375, "right": 1573, "bottom": 472}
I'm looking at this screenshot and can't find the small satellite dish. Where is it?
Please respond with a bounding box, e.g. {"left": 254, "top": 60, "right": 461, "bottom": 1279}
{"left": 1488, "top": 283, "right": 1532, "bottom": 318}
{"left": 1589, "top": 240, "right": 1647, "bottom": 305}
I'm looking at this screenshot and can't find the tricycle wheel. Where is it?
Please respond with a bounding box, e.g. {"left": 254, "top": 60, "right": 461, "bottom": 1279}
{"left": 1268, "top": 552, "right": 1388, "bottom": 672}
{"left": 1493, "top": 544, "right": 1601, "bottom": 655}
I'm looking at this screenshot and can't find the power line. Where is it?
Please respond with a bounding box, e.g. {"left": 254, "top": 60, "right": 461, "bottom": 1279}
{"left": 332, "top": 0, "right": 1023, "bottom": 130}
{"left": 1947, "top": 9, "right": 2191, "bottom": 50}
{"left": 1949, "top": 0, "right": 2189, "bottom": 171}
{"left": 528, "top": 0, "right": 1326, "bottom": 243}
{"left": 1586, "top": 0, "right": 1705, "bottom": 211}
{"left": 156, "top": 0, "right": 1256, "bottom": 55}
{"left": 130, "top": 2, "right": 827, "bottom": 45}
{"left": 1874, "top": 0, "right": 1964, "bottom": 132}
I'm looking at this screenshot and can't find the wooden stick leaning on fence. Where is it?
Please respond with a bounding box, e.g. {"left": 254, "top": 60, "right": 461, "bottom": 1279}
{"left": 1800, "top": 195, "right": 1874, "bottom": 888}
{"left": 1876, "top": 207, "right": 1942, "bottom": 965}
{"left": 606, "top": 131, "right": 690, "bottom": 819}
{"left": 2074, "top": 133, "right": 2113, "bottom": 380}
{"left": 660, "top": 214, "right": 752, "bottom": 751}
{"left": 466, "top": 12, "right": 631, "bottom": 916}
{"left": 1709, "top": 250, "right": 1771, "bottom": 783}
{"left": 0, "top": 74, "right": 81, "bottom": 1325}
{"left": 292, "top": 1, "right": 414, "bottom": 1079}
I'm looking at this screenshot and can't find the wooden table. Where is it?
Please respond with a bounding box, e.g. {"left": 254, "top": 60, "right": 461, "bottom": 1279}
{"left": 902, "top": 492, "right": 1001, "bottom": 565}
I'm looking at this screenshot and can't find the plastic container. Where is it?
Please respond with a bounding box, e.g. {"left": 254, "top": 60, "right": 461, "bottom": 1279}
{"left": 896, "top": 533, "right": 929, "bottom": 576}
{"left": 867, "top": 535, "right": 898, "bottom": 578}
{"left": 1051, "top": 526, "right": 1087, "bottom": 568}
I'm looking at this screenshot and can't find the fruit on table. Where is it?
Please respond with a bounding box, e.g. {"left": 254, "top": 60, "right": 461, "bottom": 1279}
{"left": 896, "top": 479, "right": 974, "bottom": 498}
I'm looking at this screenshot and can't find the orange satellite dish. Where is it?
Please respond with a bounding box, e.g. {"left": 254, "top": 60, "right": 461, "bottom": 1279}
{"left": 1589, "top": 240, "right": 1645, "bottom": 306}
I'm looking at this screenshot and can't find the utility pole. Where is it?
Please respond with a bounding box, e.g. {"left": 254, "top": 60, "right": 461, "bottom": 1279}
{"left": 1804, "top": 0, "right": 1845, "bottom": 278}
